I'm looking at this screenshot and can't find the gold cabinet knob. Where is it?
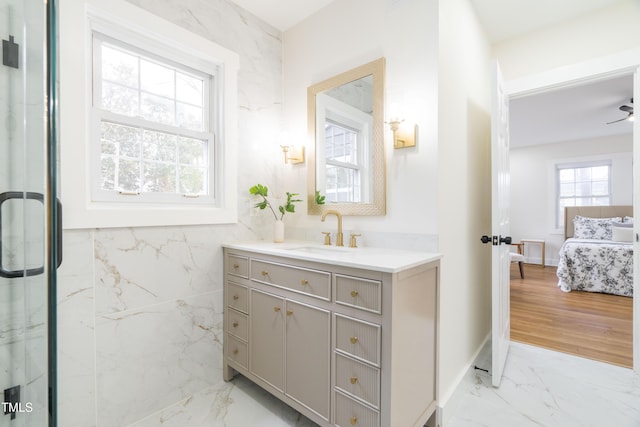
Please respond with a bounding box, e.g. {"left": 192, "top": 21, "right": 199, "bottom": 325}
{"left": 301, "top": 279, "right": 309, "bottom": 285}
{"left": 350, "top": 376, "right": 358, "bottom": 384}
{"left": 232, "top": 263, "right": 239, "bottom": 269}
{"left": 350, "top": 336, "right": 358, "bottom": 344}
{"left": 350, "top": 290, "right": 359, "bottom": 298}
{"left": 274, "top": 307, "right": 281, "bottom": 312}
{"left": 232, "top": 295, "right": 239, "bottom": 300}
{"left": 261, "top": 270, "right": 269, "bottom": 276}
{"left": 232, "top": 349, "right": 238, "bottom": 355}
{"left": 350, "top": 417, "right": 357, "bottom": 426}
{"left": 232, "top": 321, "right": 239, "bottom": 328}
{"left": 286, "top": 310, "right": 293, "bottom": 316}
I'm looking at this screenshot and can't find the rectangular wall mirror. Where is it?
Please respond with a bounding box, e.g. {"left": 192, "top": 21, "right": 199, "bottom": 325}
{"left": 307, "top": 58, "right": 386, "bottom": 216}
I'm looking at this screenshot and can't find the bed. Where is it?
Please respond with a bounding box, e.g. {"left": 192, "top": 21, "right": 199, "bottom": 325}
{"left": 557, "top": 206, "right": 634, "bottom": 297}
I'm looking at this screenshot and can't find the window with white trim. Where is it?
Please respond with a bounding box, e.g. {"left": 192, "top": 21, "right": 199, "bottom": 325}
{"left": 556, "top": 162, "right": 611, "bottom": 227}
{"left": 91, "top": 31, "right": 217, "bottom": 205}
{"left": 316, "top": 93, "right": 372, "bottom": 204}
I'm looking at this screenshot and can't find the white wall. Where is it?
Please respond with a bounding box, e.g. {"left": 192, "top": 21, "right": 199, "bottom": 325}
{"left": 510, "top": 135, "right": 633, "bottom": 266}
{"left": 437, "top": 0, "right": 492, "bottom": 414}
{"left": 282, "top": 0, "right": 439, "bottom": 248}
{"left": 494, "top": 0, "right": 640, "bottom": 80}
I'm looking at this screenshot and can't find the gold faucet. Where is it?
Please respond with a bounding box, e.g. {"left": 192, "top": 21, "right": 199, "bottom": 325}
{"left": 321, "top": 210, "right": 343, "bottom": 247}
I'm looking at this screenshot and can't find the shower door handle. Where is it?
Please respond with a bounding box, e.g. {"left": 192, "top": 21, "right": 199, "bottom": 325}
{"left": 0, "top": 191, "right": 62, "bottom": 278}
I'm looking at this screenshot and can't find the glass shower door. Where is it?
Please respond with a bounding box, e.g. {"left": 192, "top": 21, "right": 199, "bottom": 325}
{"left": 0, "top": 0, "right": 58, "bottom": 425}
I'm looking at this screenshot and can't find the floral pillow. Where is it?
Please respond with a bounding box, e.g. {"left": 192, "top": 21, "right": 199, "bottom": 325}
{"left": 573, "top": 215, "right": 621, "bottom": 240}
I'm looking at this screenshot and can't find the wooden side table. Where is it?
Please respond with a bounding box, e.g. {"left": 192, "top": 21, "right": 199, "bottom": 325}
{"left": 510, "top": 242, "right": 524, "bottom": 255}
{"left": 521, "top": 239, "right": 545, "bottom": 267}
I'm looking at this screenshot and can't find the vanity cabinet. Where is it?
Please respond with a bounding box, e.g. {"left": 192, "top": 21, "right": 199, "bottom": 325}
{"left": 223, "top": 244, "right": 440, "bottom": 427}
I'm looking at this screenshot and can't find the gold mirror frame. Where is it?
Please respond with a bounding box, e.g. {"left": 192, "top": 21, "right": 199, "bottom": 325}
{"left": 307, "top": 58, "right": 386, "bottom": 216}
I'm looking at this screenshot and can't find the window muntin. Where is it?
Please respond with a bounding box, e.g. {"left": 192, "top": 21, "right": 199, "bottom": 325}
{"left": 556, "top": 162, "right": 611, "bottom": 227}
{"left": 92, "top": 32, "right": 216, "bottom": 204}
{"left": 324, "top": 120, "right": 362, "bottom": 202}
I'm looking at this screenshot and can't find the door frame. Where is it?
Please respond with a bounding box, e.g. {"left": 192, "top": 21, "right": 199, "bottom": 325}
{"left": 504, "top": 47, "right": 640, "bottom": 374}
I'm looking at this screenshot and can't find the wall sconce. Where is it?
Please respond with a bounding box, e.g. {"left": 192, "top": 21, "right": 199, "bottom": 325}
{"left": 281, "top": 144, "right": 305, "bottom": 164}
{"left": 278, "top": 131, "right": 305, "bottom": 164}
{"left": 387, "top": 118, "right": 418, "bottom": 149}
{"left": 387, "top": 103, "right": 417, "bottom": 149}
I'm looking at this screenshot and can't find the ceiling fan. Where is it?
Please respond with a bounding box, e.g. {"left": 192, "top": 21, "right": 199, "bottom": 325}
{"left": 606, "top": 98, "right": 634, "bottom": 124}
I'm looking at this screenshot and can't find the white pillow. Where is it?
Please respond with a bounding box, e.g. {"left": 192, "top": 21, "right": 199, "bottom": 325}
{"left": 612, "top": 225, "right": 634, "bottom": 243}
{"left": 573, "top": 215, "right": 621, "bottom": 240}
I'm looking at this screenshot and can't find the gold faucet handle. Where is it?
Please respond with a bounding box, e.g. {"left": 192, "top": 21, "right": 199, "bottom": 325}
{"left": 321, "top": 231, "right": 332, "bottom": 246}
{"left": 349, "top": 233, "right": 361, "bottom": 248}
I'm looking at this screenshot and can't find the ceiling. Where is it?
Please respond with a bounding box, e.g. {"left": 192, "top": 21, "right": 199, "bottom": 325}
{"left": 231, "top": 0, "right": 623, "bottom": 36}
{"left": 229, "top": 0, "right": 336, "bottom": 31}
{"left": 510, "top": 75, "right": 634, "bottom": 148}
{"left": 229, "top": 0, "right": 633, "bottom": 147}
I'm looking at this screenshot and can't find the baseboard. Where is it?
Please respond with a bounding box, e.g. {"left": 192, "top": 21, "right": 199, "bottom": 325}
{"left": 437, "top": 333, "right": 491, "bottom": 427}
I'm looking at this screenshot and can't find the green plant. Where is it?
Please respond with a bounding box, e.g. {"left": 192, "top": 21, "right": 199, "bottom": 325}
{"left": 249, "top": 184, "right": 302, "bottom": 220}
{"left": 315, "top": 190, "right": 326, "bottom": 205}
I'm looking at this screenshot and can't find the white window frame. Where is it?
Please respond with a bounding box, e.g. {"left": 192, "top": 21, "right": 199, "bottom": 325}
{"left": 555, "top": 160, "right": 612, "bottom": 228}
{"left": 90, "top": 31, "right": 217, "bottom": 205}
{"left": 315, "top": 93, "right": 373, "bottom": 203}
{"left": 59, "top": 0, "right": 238, "bottom": 228}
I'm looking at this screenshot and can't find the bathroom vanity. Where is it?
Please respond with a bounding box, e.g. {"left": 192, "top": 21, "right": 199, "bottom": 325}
{"left": 223, "top": 241, "right": 441, "bottom": 427}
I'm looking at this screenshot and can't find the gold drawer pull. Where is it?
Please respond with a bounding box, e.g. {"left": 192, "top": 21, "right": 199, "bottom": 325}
{"left": 232, "top": 295, "right": 239, "bottom": 301}
{"left": 350, "top": 417, "right": 357, "bottom": 426}
{"left": 301, "top": 279, "right": 309, "bottom": 285}
{"left": 350, "top": 290, "right": 359, "bottom": 298}
{"left": 232, "top": 349, "right": 239, "bottom": 355}
{"left": 232, "top": 263, "right": 239, "bottom": 269}
{"left": 350, "top": 336, "right": 358, "bottom": 344}
{"left": 286, "top": 310, "right": 293, "bottom": 316}
{"left": 261, "top": 270, "right": 269, "bottom": 276}
{"left": 350, "top": 376, "right": 358, "bottom": 384}
{"left": 232, "top": 321, "right": 239, "bottom": 328}
{"left": 274, "top": 307, "right": 281, "bottom": 312}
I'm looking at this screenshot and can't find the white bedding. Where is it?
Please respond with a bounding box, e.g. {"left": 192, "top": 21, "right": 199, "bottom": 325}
{"left": 556, "top": 238, "right": 633, "bottom": 297}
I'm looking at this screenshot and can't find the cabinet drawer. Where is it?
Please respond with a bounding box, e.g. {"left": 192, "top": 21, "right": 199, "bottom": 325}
{"left": 226, "top": 308, "right": 248, "bottom": 341}
{"left": 335, "top": 274, "right": 382, "bottom": 314}
{"left": 251, "top": 259, "right": 331, "bottom": 300}
{"left": 334, "top": 390, "right": 379, "bottom": 427}
{"left": 335, "top": 353, "right": 380, "bottom": 409}
{"left": 226, "top": 282, "right": 248, "bottom": 313}
{"left": 335, "top": 314, "right": 381, "bottom": 366}
{"left": 227, "top": 254, "right": 249, "bottom": 278}
{"left": 226, "top": 333, "right": 248, "bottom": 369}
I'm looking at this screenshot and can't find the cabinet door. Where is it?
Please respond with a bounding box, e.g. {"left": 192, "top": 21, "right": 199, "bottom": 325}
{"left": 285, "top": 300, "right": 330, "bottom": 420}
{"left": 250, "top": 289, "right": 284, "bottom": 391}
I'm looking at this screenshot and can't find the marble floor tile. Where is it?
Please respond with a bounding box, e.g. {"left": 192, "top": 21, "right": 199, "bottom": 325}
{"left": 446, "top": 342, "right": 640, "bottom": 427}
{"left": 129, "top": 375, "right": 318, "bottom": 427}
{"left": 130, "top": 341, "right": 640, "bottom": 427}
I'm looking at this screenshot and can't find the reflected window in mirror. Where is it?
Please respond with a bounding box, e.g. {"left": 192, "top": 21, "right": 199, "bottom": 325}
{"left": 317, "top": 88, "right": 373, "bottom": 204}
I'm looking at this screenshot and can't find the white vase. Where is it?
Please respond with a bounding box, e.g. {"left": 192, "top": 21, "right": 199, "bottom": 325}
{"left": 274, "top": 219, "right": 285, "bottom": 243}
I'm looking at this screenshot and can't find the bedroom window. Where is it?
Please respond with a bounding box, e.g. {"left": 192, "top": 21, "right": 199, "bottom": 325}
{"left": 556, "top": 162, "right": 611, "bottom": 227}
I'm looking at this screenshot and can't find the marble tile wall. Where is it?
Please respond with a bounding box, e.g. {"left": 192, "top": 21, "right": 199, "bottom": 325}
{"left": 56, "top": 0, "right": 283, "bottom": 425}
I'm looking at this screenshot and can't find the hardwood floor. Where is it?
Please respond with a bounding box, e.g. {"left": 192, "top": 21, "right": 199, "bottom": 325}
{"left": 510, "top": 263, "right": 633, "bottom": 368}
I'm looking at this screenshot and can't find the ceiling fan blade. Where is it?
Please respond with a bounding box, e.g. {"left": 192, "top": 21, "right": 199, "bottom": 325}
{"left": 620, "top": 105, "right": 633, "bottom": 113}
{"left": 606, "top": 117, "right": 628, "bottom": 124}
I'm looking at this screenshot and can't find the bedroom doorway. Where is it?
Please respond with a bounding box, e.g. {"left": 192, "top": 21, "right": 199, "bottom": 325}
{"left": 502, "top": 52, "right": 640, "bottom": 373}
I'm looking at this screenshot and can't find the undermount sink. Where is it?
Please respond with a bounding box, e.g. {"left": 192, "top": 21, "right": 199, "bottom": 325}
{"left": 285, "top": 245, "right": 354, "bottom": 254}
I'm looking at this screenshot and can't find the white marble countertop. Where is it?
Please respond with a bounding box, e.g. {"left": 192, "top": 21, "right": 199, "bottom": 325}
{"left": 222, "top": 240, "right": 442, "bottom": 273}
